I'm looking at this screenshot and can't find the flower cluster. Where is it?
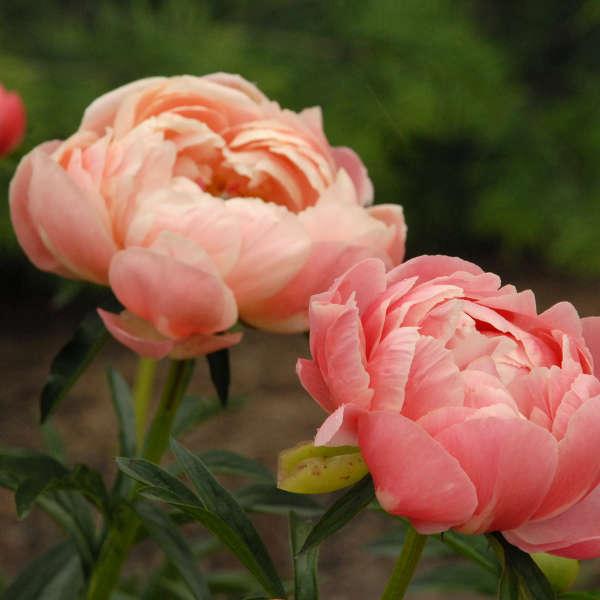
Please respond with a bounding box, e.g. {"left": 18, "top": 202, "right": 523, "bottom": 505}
{"left": 10, "top": 74, "right": 405, "bottom": 357}
{"left": 297, "top": 256, "right": 600, "bottom": 557}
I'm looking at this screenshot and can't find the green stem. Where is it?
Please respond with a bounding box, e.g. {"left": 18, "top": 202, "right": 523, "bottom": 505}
{"left": 381, "top": 525, "right": 428, "bottom": 600}
{"left": 86, "top": 359, "right": 193, "bottom": 600}
{"left": 132, "top": 357, "right": 157, "bottom": 454}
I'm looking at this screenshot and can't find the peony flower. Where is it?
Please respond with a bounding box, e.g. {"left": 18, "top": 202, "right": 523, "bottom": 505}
{"left": 296, "top": 255, "right": 600, "bottom": 557}
{"left": 0, "top": 83, "right": 26, "bottom": 156}
{"left": 9, "top": 74, "right": 405, "bottom": 358}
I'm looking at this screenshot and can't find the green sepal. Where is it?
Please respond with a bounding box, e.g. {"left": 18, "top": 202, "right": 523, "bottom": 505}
{"left": 488, "top": 533, "right": 556, "bottom": 600}
{"left": 205, "top": 348, "right": 230, "bottom": 406}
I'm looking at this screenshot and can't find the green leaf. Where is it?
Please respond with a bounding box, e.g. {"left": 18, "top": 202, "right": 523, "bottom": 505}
{"left": 205, "top": 348, "right": 230, "bottom": 406}
{"left": 1, "top": 451, "right": 69, "bottom": 519}
{"left": 116, "top": 457, "right": 201, "bottom": 506}
{"left": 118, "top": 455, "right": 286, "bottom": 598}
{"left": 205, "top": 570, "right": 258, "bottom": 594}
{"left": 560, "top": 593, "right": 600, "bottom": 599}
{"left": 107, "top": 366, "right": 137, "bottom": 458}
{"left": 413, "top": 562, "right": 498, "bottom": 596}
{"left": 0, "top": 449, "right": 69, "bottom": 481}
{"left": 170, "top": 439, "right": 285, "bottom": 598}
{"left": 0, "top": 541, "right": 83, "bottom": 600}
{"left": 40, "top": 311, "right": 109, "bottom": 423}
{"left": 138, "top": 491, "right": 285, "bottom": 599}
{"left": 48, "top": 464, "right": 111, "bottom": 514}
{"left": 133, "top": 501, "right": 211, "bottom": 600}
{"left": 490, "top": 533, "right": 556, "bottom": 600}
{"left": 290, "top": 512, "right": 319, "bottom": 600}
{"left": 38, "top": 491, "right": 97, "bottom": 571}
{"left": 171, "top": 395, "right": 246, "bottom": 438}
{"left": 235, "top": 482, "right": 323, "bottom": 517}
{"left": 435, "top": 531, "right": 500, "bottom": 575}
{"left": 40, "top": 421, "right": 67, "bottom": 463}
{"left": 300, "top": 475, "right": 375, "bottom": 554}
{"left": 190, "top": 449, "right": 274, "bottom": 483}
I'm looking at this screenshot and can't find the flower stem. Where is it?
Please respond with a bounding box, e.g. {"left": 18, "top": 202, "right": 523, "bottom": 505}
{"left": 132, "top": 357, "right": 156, "bottom": 453}
{"left": 381, "top": 524, "right": 428, "bottom": 600}
{"left": 86, "top": 359, "right": 193, "bottom": 600}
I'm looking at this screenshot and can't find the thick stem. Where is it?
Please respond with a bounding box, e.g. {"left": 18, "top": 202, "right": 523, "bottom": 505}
{"left": 132, "top": 357, "right": 157, "bottom": 453}
{"left": 86, "top": 359, "right": 193, "bottom": 600}
{"left": 381, "top": 525, "right": 428, "bottom": 600}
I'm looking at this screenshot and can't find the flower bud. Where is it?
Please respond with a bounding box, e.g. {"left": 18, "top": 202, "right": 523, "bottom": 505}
{"left": 278, "top": 441, "right": 368, "bottom": 494}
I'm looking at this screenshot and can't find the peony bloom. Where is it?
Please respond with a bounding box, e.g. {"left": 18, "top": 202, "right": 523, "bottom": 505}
{"left": 9, "top": 74, "right": 405, "bottom": 358}
{"left": 0, "top": 84, "right": 26, "bottom": 156}
{"left": 296, "top": 255, "right": 600, "bottom": 557}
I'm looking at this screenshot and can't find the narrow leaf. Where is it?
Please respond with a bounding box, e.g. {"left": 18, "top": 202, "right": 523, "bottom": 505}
{"left": 133, "top": 501, "right": 211, "bottom": 600}
{"left": 40, "top": 311, "right": 109, "bottom": 423}
{"left": 170, "top": 439, "right": 285, "bottom": 598}
{"left": 169, "top": 449, "right": 274, "bottom": 483}
{"left": 560, "top": 593, "right": 600, "bottom": 599}
{"left": 116, "top": 457, "right": 201, "bottom": 506}
{"left": 0, "top": 541, "right": 83, "bottom": 600}
{"left": 41, "top": 421, "right": 67, "bottom": 463}
{"left": 137, "top": 493, "right": 285, "bottom": 599}
{"left": 300, "top": 475, "right": 375, "bottom": 554}
{"left": 290, "top": 512, "right": 319, "bottom": 600}
{"left": 435, "top": 531, "right": 500, "bottom": 575}
{"left": 235, "top": 482, "right": 323, "bottom": 517}
{"left": 206, "top": 349, "right": 230, "bottom": 406}
{"left": 107, "top": 366, "right": 137, "bottom": 458}
{"left": 172, "top": 395, "right": 245, "bottom": 438}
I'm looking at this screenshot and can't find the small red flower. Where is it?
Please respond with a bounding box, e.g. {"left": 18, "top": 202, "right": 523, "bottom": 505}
{"left": 0, "top": 84, "right": 26, "bottom": 156}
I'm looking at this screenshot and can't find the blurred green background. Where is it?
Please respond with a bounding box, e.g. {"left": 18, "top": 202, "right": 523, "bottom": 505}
{"left": 2, "top": 0, "right": 600, "bottom": 291}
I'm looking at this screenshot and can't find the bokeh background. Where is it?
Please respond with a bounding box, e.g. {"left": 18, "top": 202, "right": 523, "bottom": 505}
{"left": 2, "top": 1, "right": 600, "bottom": 598}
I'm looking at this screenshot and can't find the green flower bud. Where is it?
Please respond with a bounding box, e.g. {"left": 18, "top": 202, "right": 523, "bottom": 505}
{"left": 278, "top": 441, "right": 368, "bottom": 494}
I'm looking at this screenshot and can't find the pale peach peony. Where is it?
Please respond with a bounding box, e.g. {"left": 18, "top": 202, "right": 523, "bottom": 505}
{"left": 9, "top": 74, "right": 405, "bottom": 358}
{"left": 297, "top": 256, "right": 600, "bottom": 557}
{"left": 0, "top": 83, "right": 26, "bottom": 156}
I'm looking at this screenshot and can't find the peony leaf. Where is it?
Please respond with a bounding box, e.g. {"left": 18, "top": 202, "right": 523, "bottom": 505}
{"left": 0, "top": 540, "right": 83, "bottom": 600}
{"left": 290, "top": 512, "right": 319, "bottom": 600}
{"left": 168, "top": 449, "right": 274, "bottom": 483}
{"left": 299, "top": 475, "right": 375, "bottom": 554}
{"left": 170, "top": 439, "right": 285, "bottom": 598}
{"left": 133, "top": 501, "right": 211, "bottom": 600}
{"left": 107, "top": 366, "right": 137, "bottom": 458}
{"left": 172, "top": 394, "right": 246, "bottom": 438}
{"left": 40, "top": 310, "right": 109, "bottom": 423}
{"left": 118, "top": 455, "right": 286, "bottom": 598}
{"left": 235, "top": 482, "right": 323, "bottom": 517}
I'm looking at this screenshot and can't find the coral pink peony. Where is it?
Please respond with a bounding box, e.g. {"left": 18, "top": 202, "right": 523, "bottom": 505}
{"left": 0, "top": 84, "right": 26, "bottom": 156}
{"left": 9, "top": 74, "right": 405, "bottom": 358}
{"left": 297, "top": 255, "right": 600, "bottom": 557}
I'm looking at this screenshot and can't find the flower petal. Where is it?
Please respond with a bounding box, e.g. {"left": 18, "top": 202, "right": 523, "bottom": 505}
{"left": 358, "top": 411, "right": 478, "bottom": 533}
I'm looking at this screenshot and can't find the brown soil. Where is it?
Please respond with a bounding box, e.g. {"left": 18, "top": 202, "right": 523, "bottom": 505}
{"left": 2, "top": 266, "right": 600, "bottom": 598}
